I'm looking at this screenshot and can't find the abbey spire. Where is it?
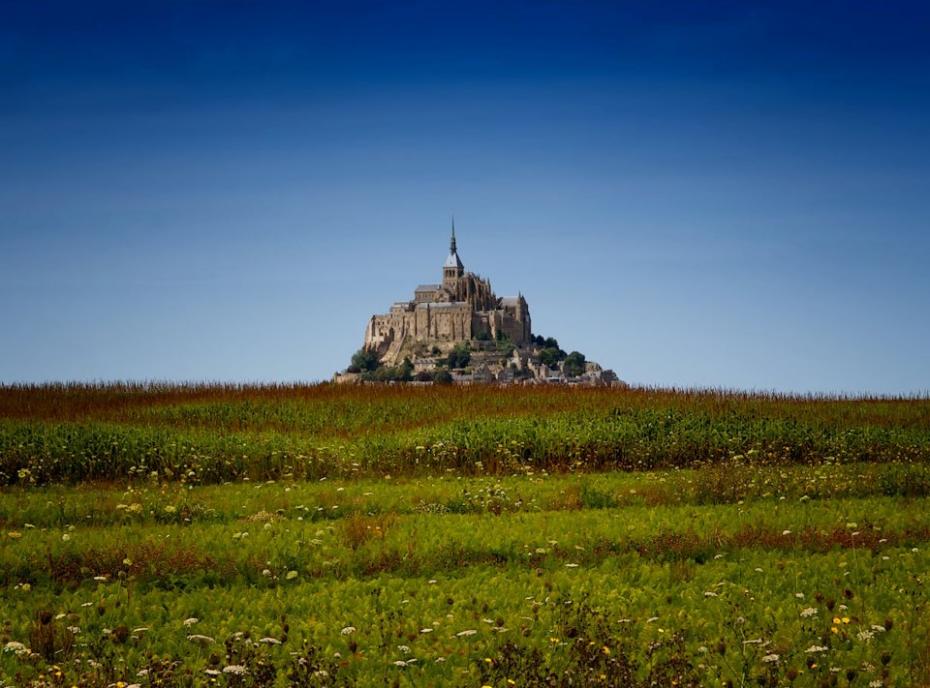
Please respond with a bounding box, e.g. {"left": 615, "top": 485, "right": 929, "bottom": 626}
{"left": 443, "top": 216, "right": 465, "bottom": 285}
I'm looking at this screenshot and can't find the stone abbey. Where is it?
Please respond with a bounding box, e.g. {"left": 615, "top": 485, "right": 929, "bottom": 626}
{"left": 340, "top": 221, "right": 618, "bottom": 385}
{"left": 364, "top": 222, "right": 531, "bottom": 364}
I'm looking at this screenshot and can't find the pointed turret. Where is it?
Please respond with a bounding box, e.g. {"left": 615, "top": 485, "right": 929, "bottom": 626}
{"left": 443, "top": 217, "right": 464, "bottom": 287}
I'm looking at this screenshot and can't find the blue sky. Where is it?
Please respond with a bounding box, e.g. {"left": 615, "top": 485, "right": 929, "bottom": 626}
{"left": 2, "top": 1, "right": 929, "bottom": 392}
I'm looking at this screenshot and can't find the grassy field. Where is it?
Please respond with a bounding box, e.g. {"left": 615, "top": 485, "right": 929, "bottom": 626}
{"left": 2, "top": 384, "right": 930, "bottom": 687}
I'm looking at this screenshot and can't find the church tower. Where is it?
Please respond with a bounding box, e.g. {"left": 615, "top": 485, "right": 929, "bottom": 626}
{"left": 442, "top": 217, "right": 464, "bottom": 289}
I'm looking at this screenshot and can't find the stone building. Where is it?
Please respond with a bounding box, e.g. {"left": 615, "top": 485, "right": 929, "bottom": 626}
{"left": 364, "top": 223, "right": 531, "bottom": 364}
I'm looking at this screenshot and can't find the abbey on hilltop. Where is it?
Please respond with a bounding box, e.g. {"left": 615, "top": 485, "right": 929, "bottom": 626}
{"left": 365, "top": 221, "right": 531, "bottom": 360}
{"left": 336, "top": 221, "right": 619, "bottom": 385}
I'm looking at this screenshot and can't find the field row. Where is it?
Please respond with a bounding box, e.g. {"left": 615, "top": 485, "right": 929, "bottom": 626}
{"left": 5, "top": 384, "right": 928, "bottom": 429}
{"left": 2, "top": 461, "right": 930, "bottom": 529}
{"left": 4, "top": 494, "right": 929, "bottom": 586}
{"left": 3, "top": 405, "right": 929, "bottom": 485}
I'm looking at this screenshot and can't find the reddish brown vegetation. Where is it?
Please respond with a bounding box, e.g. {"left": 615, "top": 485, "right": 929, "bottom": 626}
{"left": 2, "top": 382, "right": 928, "bottom": 429}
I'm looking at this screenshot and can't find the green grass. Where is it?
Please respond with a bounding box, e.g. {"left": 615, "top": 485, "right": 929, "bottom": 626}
{"left": 2, "top": 384, "right": 930, "bottom": 485}
{"left": 2, "top": 384, "right": 930, "bottom": 686}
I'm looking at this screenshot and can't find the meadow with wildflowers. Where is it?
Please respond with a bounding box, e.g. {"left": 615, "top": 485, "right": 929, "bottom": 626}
{"left": 1, "top": 384, "right": 929, "bottom": 686}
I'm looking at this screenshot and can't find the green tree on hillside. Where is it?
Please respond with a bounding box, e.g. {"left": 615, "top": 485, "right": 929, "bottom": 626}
{"left": 348, "top": 349, "right": 380, "bottom": 373}
{"left": 539, "top": 347, "right": 567, "bottom": 367}
{"left": 447, "top": 343, "right": 471, "bottom": 369}
{"left": 563, "top": 351, "right": 587, "bottom": 377}
{"left": 496, "top": 334, "right": 515, "bottom": 358}
{"left": 432, "top": 369, "right": 453, "bottom": 384}
{"left": 398, "top": 357, "right": 414, "bottom": 381}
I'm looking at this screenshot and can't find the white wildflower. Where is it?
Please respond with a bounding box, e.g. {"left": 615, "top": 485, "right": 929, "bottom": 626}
{"left": 762, "top": 653, "right": 779, "bottom": 663}
{"left": 340, "top": 626, "right": 356, "bottom": 635}
{"left": 456, "top": 629, "right": 477, "bottom": 637}
{"left": 805, "top": 645, "right": 829, "bottom": 653}
{"left": 183, "top": 618, "right": 199, "bottom": 627}
{"left": 3, "top": 641, "right": 30, "bottom": 656}
{"left": 222, "top": 665, "right": 247, "bottom": 675}
{"left": 800, "top": 607, "right": 818, "bottom": 618}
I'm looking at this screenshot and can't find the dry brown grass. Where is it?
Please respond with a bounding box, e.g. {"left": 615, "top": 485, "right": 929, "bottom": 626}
{"left": 2, "top": 381, "right": 928, "bottom": 429}
{"left": 549, "top": 484, "right": 583, "bottom": 511}
{"left": 342, "top": 512, "right": 397, "bottom": 551}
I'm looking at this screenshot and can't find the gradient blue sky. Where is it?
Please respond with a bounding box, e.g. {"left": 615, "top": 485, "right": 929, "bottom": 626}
{"left": 2, "top": 1, "right": 929, "bottom": 392}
